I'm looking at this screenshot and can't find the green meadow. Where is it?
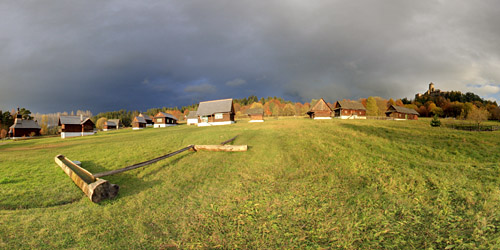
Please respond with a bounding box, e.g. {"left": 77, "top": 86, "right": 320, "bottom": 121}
{"left": 0, "top": 118, "right": 499, "bottom": 249}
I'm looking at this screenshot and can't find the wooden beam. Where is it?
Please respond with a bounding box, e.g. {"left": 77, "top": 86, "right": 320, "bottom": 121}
{"left": 193, "top": 145, "right": 247, "bottom": 152}
{"left": 55, "top": 155, "right": 118, "bottom": 203}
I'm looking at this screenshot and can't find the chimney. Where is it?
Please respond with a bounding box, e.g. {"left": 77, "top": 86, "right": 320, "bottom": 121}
{"left": 80, "top": 114, "right": 83, "bottom": 122}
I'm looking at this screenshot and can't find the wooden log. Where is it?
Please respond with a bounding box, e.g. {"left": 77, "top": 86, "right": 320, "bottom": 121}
{"left": 193, "top": 145, "right": 247, "bottom": 152}
{"left": 55, "top": 155, "right": 119, "bottom": 203}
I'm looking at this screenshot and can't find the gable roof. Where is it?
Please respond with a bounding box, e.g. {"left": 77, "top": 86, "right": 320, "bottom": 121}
{"left": 105, "top": 120, "right": 117, "bottom": 126}
{"left": 108, "top": 119, "right": 120, "bottom": 126}
{"left": 246, "top": 108, "right": 264, "bottom": 115}
{"left": 59, "top": 116, "right": 90, "bottom": 125}
{"left": 186, "top": 110, "right": 198, "bottom": 119}
{"left": 335, "top": 100, "right": 366, "bottom": 110}
{"left": 134, "top": 116, "right": 146, "bottom": 123}
{"left": 139, "top": 113, "right": 152, "bottom": 121}
{"left": 9, "top": 119, "right": 41, "bottom": 129}
{"left": 197, "top": 98, "right": 234, "bottom": 116}
{"left": 386, "top": 105, "right": 419, "bottom": 115}
{"left": 308, "top": 98, "right": 332, "bottom": 113}
{"left": 155, "top": 112, "right": 178, "bottom": 121}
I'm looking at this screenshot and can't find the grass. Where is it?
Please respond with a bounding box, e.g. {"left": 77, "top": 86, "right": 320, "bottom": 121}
{"left": 0, "top": 118, "right": 499, "bottom": 249}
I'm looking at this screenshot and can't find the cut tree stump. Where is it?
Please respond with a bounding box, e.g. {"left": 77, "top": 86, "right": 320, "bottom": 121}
{"left": 192, "top": 145, "right": 247, "bottom": 152}
{"left": 55, "top": 155, "right": 119, "bottom": 203}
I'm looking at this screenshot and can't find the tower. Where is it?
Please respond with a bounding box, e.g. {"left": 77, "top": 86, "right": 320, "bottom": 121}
{"left": 429, "top": 82, "right": 435, "bottom": 93}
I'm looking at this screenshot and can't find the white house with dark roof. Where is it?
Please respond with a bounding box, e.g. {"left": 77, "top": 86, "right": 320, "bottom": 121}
{"left": 196, "top": 98, "right": 235, "bottom": 126}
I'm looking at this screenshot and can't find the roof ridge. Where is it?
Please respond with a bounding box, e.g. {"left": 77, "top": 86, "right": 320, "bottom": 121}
{"left": 199, "top": 98, "right": 233, "bottom": 103}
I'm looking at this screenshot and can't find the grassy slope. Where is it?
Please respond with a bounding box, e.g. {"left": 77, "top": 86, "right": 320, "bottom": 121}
{"left": 0, "top": 119, "right": 499, "bottom": 249}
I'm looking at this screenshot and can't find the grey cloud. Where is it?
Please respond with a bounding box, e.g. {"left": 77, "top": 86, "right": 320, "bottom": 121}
{"left": 0, "top": 0, "right": 499, "bottom": 113}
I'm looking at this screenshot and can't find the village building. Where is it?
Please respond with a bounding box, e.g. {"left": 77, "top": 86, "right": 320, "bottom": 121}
{"left": 333, "top": 100, "right": 367, "bottom": 119}
{"left": 139, "top": 113, "right": 153, "bottom": 127}
{"left": 8, "top": 111, "right": 41, "bottom": 139}
{"left": 197, "top": 98, "right": 235, "bottom": 126}
{"left": 58, "top": 115, "right": 96, "bottom": 138}
{"left": 307, "top": 98, "right": 332, "bottom": 119}
{"left": 246, "top": 108, "right": 264, "bottom": 122}
{"left": 153, "top": 112, "right": 178, "bottom": 128}
{"left": 186, "top": 111, "right": 198, "bottom": 125}
{"left": 102, "top": 120, "right": 118, "bottom": 131}
{"left": 132, "top": 116, "right": 147, "bottom": 130}
{"left": 385, "top": 105, "right": 419, "bottom": 120}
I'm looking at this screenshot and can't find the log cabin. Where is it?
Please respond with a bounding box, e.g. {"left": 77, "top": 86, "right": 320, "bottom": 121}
{"left": 186, "top": 111, "right": 198, "bottom": 125}
{"left": 58, "top": 115, "right": 96, "bottom": 138}
{"left": 246, "top": 108, "right": 264, "bottom": 122}
{"left": 139, "top": 113, "right": 153, "bottom": 127}
{"left": 307, "top": 98, "right": 332, "bottom": 119}
{"left": 197, "top": 98, "right": 235, "bottom": 126}
{"left": 132, "top": 116, "right": 147, "bottom": 130}
{"left": 8, "top": 112, "right": 41, "bottom": 139}
{"left": 333, "top": 100, "right": 367, "bottom": 119}
{"left": 385, "top": 105, "right": 419, "bottom": 120}
{"left": 102, "top": 120, "right": 117, "bottom": 131}
{"left": 153, "top": 112, "right": 178, "bottom": 128}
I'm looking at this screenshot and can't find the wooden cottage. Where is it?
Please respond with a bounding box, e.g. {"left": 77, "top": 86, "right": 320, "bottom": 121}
{"left": 333, "top": 100, "right": 367, "bottom": 119}
{"left": 197, "top": 98, "right": 235, "bottom": 126}
{"left": 186, "top": 111, "right": 198, "bottom": 125}
{"left": 8, "top": 112, "right": 41, "bottom": 139}
{"left": 307, "top": 98, "right": 332, "bottom": 119}
{"left": 103, "top": 120, "right": 118, "bottom": 131}
{"left": 385, "top": 105, "right": 419, "bottom": 120}
{"left": 58, "top": 115, "right": 96, "bottom": 138}
{"left": 153, "top": 112, "right": 178, "bottom": 128}
{"left": 132, "top": 116, "right": 147, "bottom": 130}
{"left": 246, "top": 108, "right": 264, "bottom": 122}
{"left": 139, "top": 114, "right": 153, "bottom": 127}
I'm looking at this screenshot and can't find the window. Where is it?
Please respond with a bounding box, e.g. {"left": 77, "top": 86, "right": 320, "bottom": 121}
{"left": 215, "top": 113, "right": 223, "bottom": 119}
{"left": 157, "top": 118, "right": 162, "bottom": 123}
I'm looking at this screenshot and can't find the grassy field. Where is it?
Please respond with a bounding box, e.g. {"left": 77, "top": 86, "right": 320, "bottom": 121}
{"left": 0, "top": 118, "right": 499, "bottom": 249}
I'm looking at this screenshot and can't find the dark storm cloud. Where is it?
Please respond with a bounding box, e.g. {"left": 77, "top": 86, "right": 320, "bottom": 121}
{"left": 1, "top": 1, "right": 499, "bottom": 113}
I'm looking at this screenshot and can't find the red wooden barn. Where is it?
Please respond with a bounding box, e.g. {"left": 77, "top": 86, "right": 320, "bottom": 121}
{"left": 58, "top": 115, "right": 96, "bottom": 138}
{"left": 385, "top": 105, "right": 419, "bottom": 120}
{"left": 307, "top": 98, "right": 332, "bottom": 119}
{"left": 333, "top": 100, "right": 367, "bottom": 119}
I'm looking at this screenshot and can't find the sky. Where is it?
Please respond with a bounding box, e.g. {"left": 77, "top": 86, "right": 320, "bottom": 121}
{"left": 1, "top": 1, "right": 500, "bottom": 114}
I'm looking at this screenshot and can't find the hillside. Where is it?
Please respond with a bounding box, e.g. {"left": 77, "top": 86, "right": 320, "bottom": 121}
{"left": 0, "top": 119, "right": 499, "bottom": 249}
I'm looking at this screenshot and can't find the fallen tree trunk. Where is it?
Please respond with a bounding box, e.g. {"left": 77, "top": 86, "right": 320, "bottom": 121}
{"left": 193, "top": 145, "right": 247, "bottom": 152}
{"left": 55, "top": 155, "right": 119, "bottom": 203}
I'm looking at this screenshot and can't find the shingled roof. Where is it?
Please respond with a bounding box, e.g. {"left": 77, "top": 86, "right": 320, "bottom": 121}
{"left": 59, "top": 116, "right": 90, "bottom": 125}
{"left": 9, "top": 119, "right": 41, "bottom": 129}
{"left": 186, "top": 110, "right": 198, "bottom": 119}
{"left": 139, "top": 113, "right": 152, "bottom": 121}
{"left": 105, "top": 120, "right": 117, "bottom": 126}
{"left": 197, "top": 98, "right": 233, "bottom": 116}
{"left": 246, "top": 108, "right": 264, "bottom": 115}
{"left": 386, "top": 105, "right": 419, "bottom": 115}
{"left": 155, "top": 112, "right": 178, "bottom": 121}
{"left": 134, "top": 116, "right": 146, "bottom": 123}
{"left": 108, "top": 119, "right": 120, "bottom": 126}
{"left": 335, "top": 100, "right": 366, "bottom": 110}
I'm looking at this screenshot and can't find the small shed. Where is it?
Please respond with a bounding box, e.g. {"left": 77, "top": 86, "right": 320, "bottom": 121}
{"left": 153, "top": 112, "right": 178, "bottom": 128}
{"left": 186, "top": 111, "right": 198, "bottom": 125}
{"left": 58, "top": 115, "right": 96, "bottom": 138}
{"left": 139, "top": 114, "right": 153, "bottom": 127}
{"left": 103, "top": 120, "right": 117, "bottom": 131}
{"left": 333, "top": 100, "right": 367, "bottom": 119}
{"left": 246, "top": 108, "right": 264, "bottom": 122}
{"left": 8, "top": 112, "right": 41, "bottom": 139}
{"left": 132, "top": 116, "right": 147, "bottom": 130}
{"left": 197, "top": 98, "right": 235, "bottom": 126}
{"left": 307, "top": 98, "right": 332, "bottom": 119}
{"left": 385, "top": 105, "right": 419, "bottom": 120}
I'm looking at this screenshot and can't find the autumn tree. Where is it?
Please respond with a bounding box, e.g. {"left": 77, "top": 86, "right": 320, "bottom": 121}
{"left": 387, "top": 98, "right": 396, "bottom": 108}
{"left": 366, "top": 97, "right": 379, "bottom": 116}
{"left": 282, "top": 103, "right": 295, "bottom": 116}
{"left": 467, "top": 106, "right": 489, "bottom": 130}
{"left": 96, "top": 117, "right": 108, "bottom": 131}
{"left": 0, "top": 129, "right": 7, "bottom": 139}
{"left": 40, "top": 115, "right": 49, "bottom": 135}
